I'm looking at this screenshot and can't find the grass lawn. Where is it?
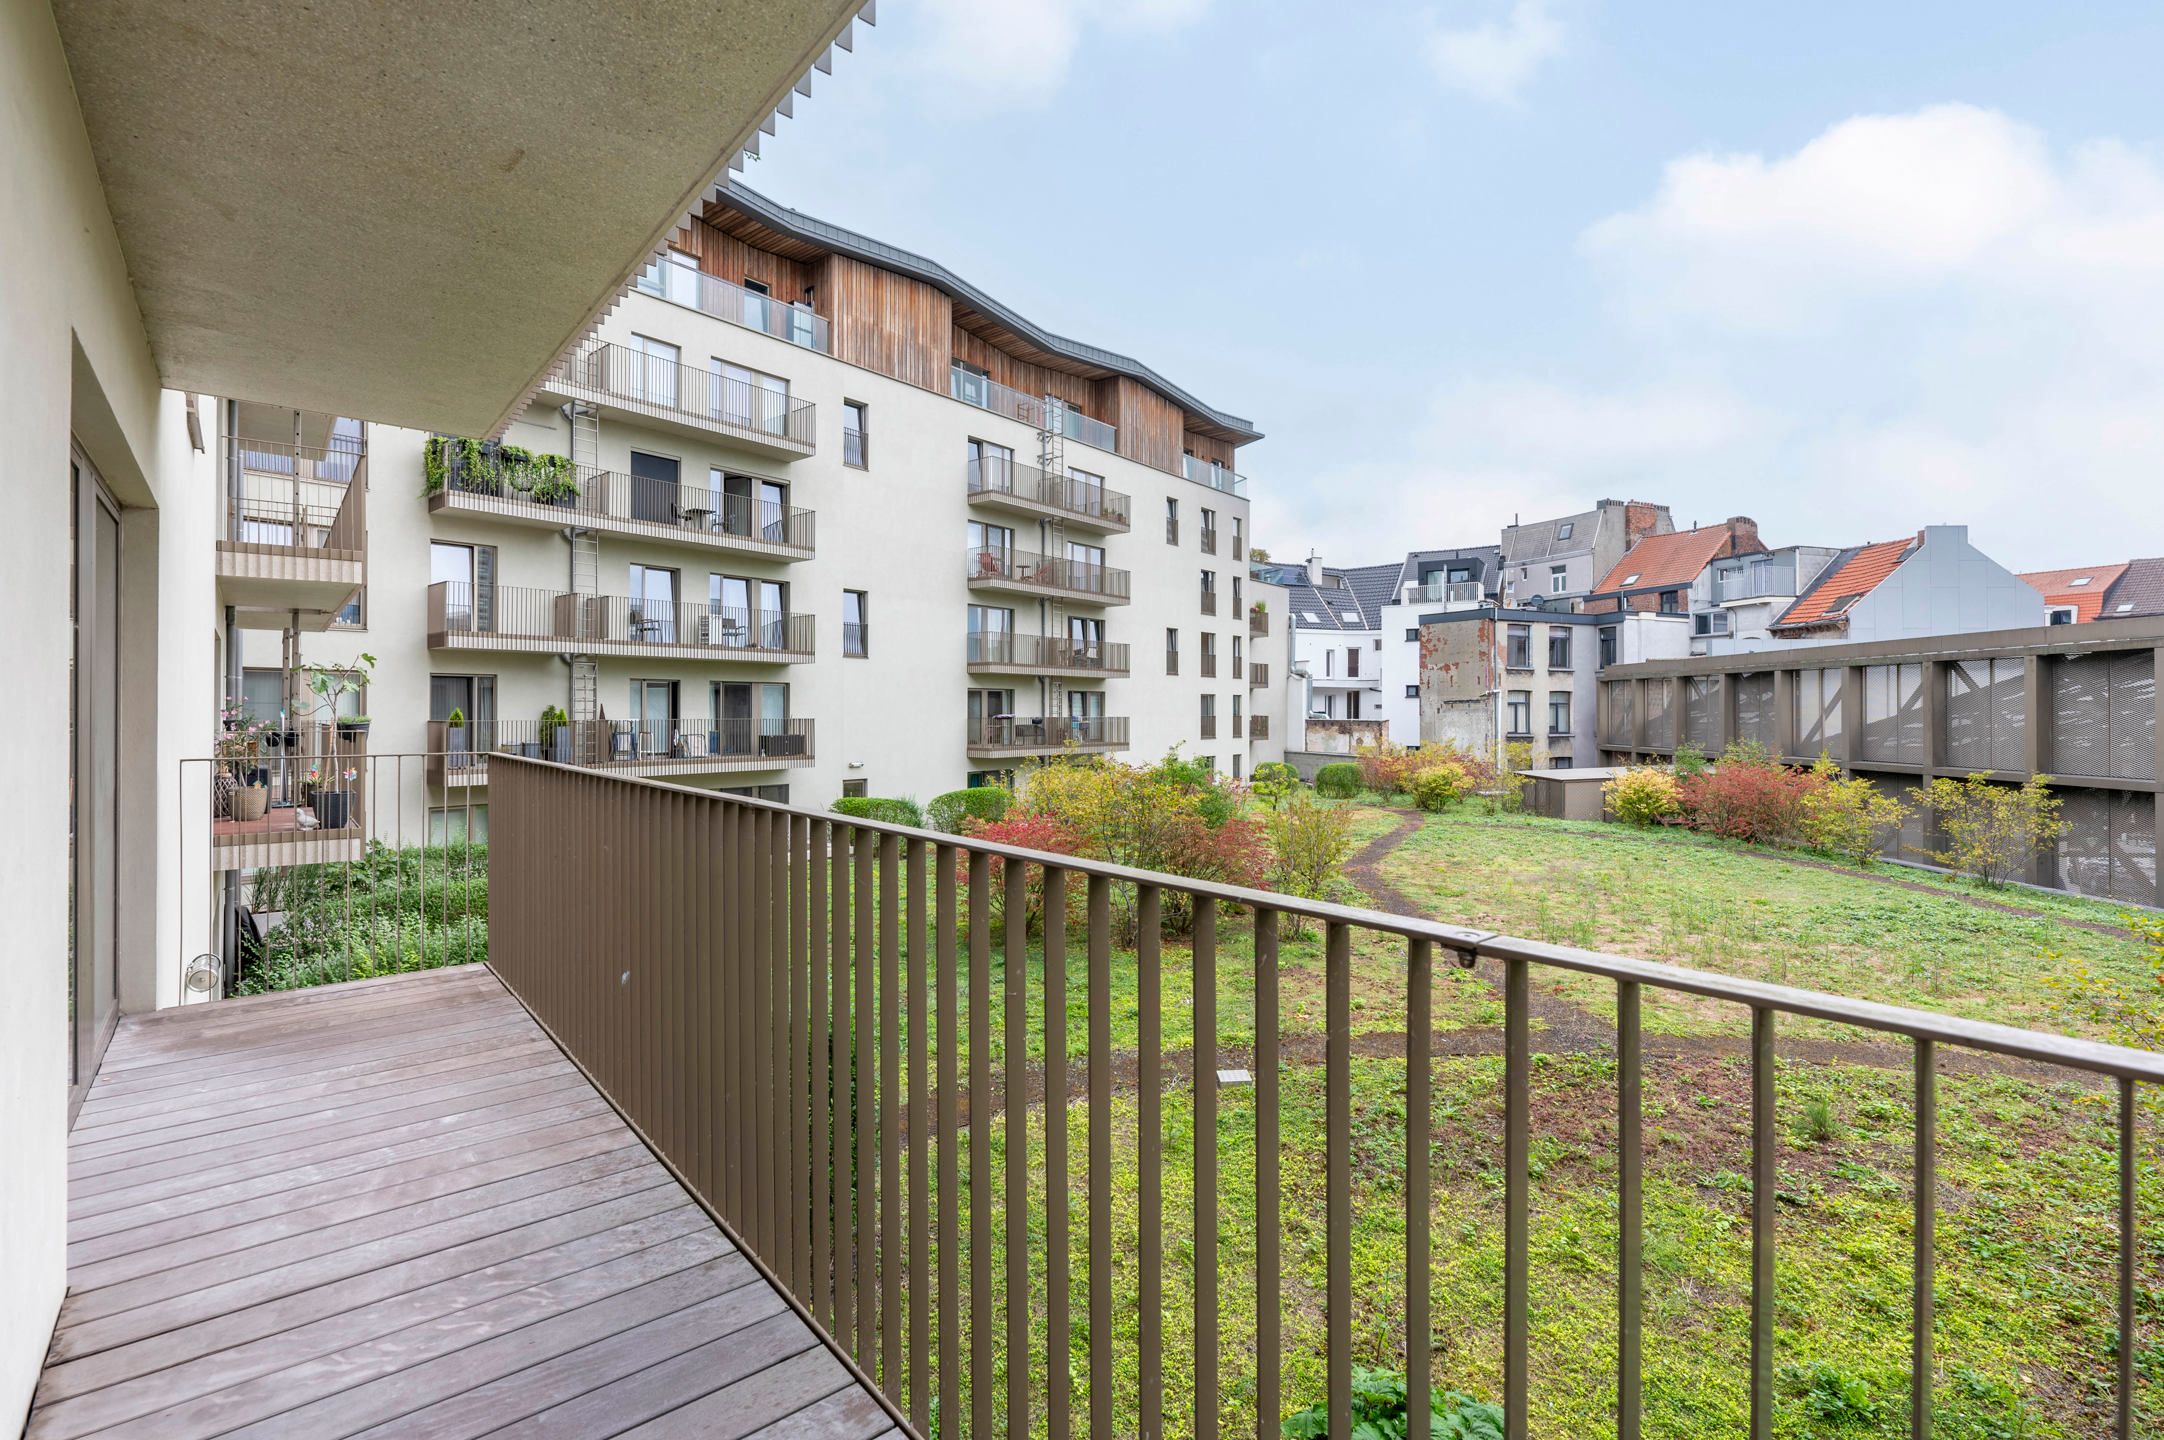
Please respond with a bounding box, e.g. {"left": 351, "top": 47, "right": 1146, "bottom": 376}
{"left": 795, "top": 800, "right": 2161, "bottom": 1439}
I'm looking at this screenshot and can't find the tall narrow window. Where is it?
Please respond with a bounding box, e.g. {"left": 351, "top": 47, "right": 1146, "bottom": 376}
{"left": 1165, "top": 497, "right": 1179, "bottom": 546}
{"left": 844, "top": 590, "right": 868, "bottom": 656}
{"left": 1165, "top": 627, "right": 1179, "bottom": 675}
{"left": 632, "top": 334, "right": 680, "bottom": 407}
{"left": 843, "top": 401, "right": 868, "bottom": 468}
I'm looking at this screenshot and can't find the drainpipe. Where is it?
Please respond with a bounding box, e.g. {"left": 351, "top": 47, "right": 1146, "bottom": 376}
{"left": 222, "top": 602, "right": 241, "bottom": 992}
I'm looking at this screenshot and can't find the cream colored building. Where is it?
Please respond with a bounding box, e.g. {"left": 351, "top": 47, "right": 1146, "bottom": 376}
{"left": 246, "top": 186, "right": 1273, "bottom": 835}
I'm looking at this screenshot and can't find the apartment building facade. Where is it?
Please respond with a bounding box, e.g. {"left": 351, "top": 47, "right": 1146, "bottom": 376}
{"left": 248, "top": 184, "right": 1271, "bottom": 834}
{"left": 1498, "top": 498, "right": 1673, "bottom": 607}
{"left": 1417, "top": 607, "right": 1602, "bottom": 768}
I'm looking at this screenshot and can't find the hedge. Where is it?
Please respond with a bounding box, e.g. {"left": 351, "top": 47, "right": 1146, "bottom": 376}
{"left": 927, "top": 787, "right": 1011, "bottom": 834}
{"left": 1315, "top": 762, "right": 1361, "bottom": 799}
{"left": 830, "top": 796, "right": 923, "bottom": 827}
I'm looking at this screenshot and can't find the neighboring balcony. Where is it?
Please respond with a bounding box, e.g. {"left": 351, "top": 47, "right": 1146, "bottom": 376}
{"left": 428, "top": 716, "right": 813, "bottom": 786}
{"left": 949, "top": 363, "right": 1118, "bottom": 452}
{"left": 216, "top": 439, "right": 367, "bottom": 626}
{"left": 1182, "top": 452, "right": 1248, "bottom": 497}
{"left": 966, "top": 548, "right": 1132, "bottom": 606}
{"left": 544, "top": 340, "right": 816, "bottom": 459}
{"left": 965, "top": 456, "right": 1130, "bottom": 533}
{"left": 635, "top": 260, "right": 831, "bottom": 353}
{"left": 1403, "top": 579, "right": 1486, "bottom": 607}
{"left": 202, "top": 725, "right": 370, "bottom": 872}
{"left": 967, "top": 633, "right": 1131, "bottom": 678}
{"left": 965, "top": 713, "right": 1129, "bottom": 758}
{"left": 428, "top": 583, "right": 815, "bottom": 662}
{"left": 1251, "top": 662, "right": 1270, "bottom": 689}
{"left": 1250, "top": 605, "right": 1271, "bottom": 636}
{"left": 428, "top": 449, "right": 813, "bottom": 561}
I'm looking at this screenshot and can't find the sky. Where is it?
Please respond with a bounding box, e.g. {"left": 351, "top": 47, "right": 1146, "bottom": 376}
{"left": 747, "top": 1, "right": 2164, "bottom": 572}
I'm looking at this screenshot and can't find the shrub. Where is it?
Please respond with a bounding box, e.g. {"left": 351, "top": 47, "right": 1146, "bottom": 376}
{"left": 1478, "top": 739, "right": 1535, "bottom": 814}
{"left": 1407, "top": 762, "right": 1471, "bottom": 812}
{"left": 1672, "top": 739, "right": 1710, "bottom": 777}
{"left": 926, "top": 786, "right": 1010, "bottom": 834}
{"left": 1912, "top": 773, "right": 2067, "bottom": 886}
{"left": 1680, "top": 759, "right": 1814, "bottom": 845}
{"left": 1263, "top": 791, "right": 1357, "bottom": 936}
{"left": 1315, "top": 762, "right": 1360, "bottom": 799}
{"left": 958, "top": 811, "right": 1083, "bottom": 935}
{"left": 1796, "top": 754, "right": 1909, "bottom": 866}
{"left": 1605, "top": 767, "right": 1681, "bottom": 827}
{"left": 1251, "top": 761, "right": 1300, "bottom": 808}
{"left": 1354, "top": 743, "right": 1424, "bottom": 797}
{"left": 1283, "top": 1369, "right": 1504, "bottom": 1440}
{"left": 830, "top": 796, "right": 923, "bottom": 827}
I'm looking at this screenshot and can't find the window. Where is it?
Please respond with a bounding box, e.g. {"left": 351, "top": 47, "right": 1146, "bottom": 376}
{"left": 710, "top": 468, "right": 788, "bottom": 541}
{"left": 1550, "top": 757, "right": 1573, "bottom": 770}
{"left": 967, "top": 438, "right": 1013, "bottom": 493}
{"left": 1200, "top": 693, "right": 1216, "bottom": 738}
{"left": 843, "top": 401, "right": 867, "bottom": 468}
{"left": 1200, "top": 507, "right": 1218, "bottom": 553}
{"left": 1547, "top": 628, "right": 1571, "bottom": 669}
{"left": 1346, "top": 691, "right": 1363, "bottom": 719}
{"left": 1201, "top": 631, "right": 1218, "bottom": 677}
{"left": 431, "top": 674, "right": 496, "bottom": 749}
{"left": 968, "top": 520, "right": 1015, "bottom": 570}
{"left": 1548, "top": 692, "right": 1572, "bottom": 736}
{"left": 843, "top": 779, "right": 868, "bottom": 799}
{"left": 1067, "top": 467, "right": 1106, "bottom": 517}
{"left": 1232, "top": 754, "right": 1243, "bottom": 781}
{"left": 1506, "top": 690, "right": 1533, "bottom": 736}
{"left": 2068, "top": 576, "right": 2093, "bottom": 587}
{"left": 431, "top": 540, "right": 494, "bottom": 632}
{"left": 1345, "top": 646, "right": 1360, "bottom": 678}
{"left": 1659, "top": 590, "right": 1683, "bottom": 614}
{"left": 718, "top": 783, "right": 793, "bottom": 803}
{"left": 1372, "top": 636, "right": 1381, "bottom": 650}
{"left": 1068, "top": 614, "right": 1104, "bottom": 664}
{"left": 627, "top": 563, "right": 679, "bottom": 642}
{"left": 709, "top": 573, "right": 786, "bottom": 648}
{"left": 1234, "top": 577, "right": 1243, "bottom": 610}
{"left": 239, "top": 667, "right": 284, "bottom": 726}
{"left": 711, "top": 680, "right": 791, "bottom": 756}
{"left": 1555, "top": 521, "right": 1574, "bottom": 541}
{"left": 1165, "top": 497, "right": 1179, "bottom": 545}
{"left": 1693, "top": 610, "right": 1732, "bottom": 637}
{"left": 429, "top": 805, "right": 489, "bottom": 845}
{"left": 712, "top": 359, "right": 790, "bottom": 434}
{"left": 1233, "top": 516, "right": 1245, "bottom": 560}
{"left": 1405, "top": 628, "right": 1419, "bottom": 642}
{"left": 637, "top": 248, "right": 700, "bottom": 306}
{"left": 1200, "top": 570, "right": 1217, "bottom": 613}
{"left": 333, "top": 590, "right": 365, "bottom": 628}
{"left": 1599, "top": 626, "right": 1618, "bottom": 667}
{"left": 1405, "top": 684, "right": 1419, "bottom": 699}
{"left": 1232, "top": 636, "right": 1243, "bottom": 670}
{"left": 843, "top": 590, "right": 868, "bottom": 656}
{"left": 2049, "top": 606, "right": 2078, "bottom": 626}
{"left": 628, "top": 450, "right": 681, "bottom": 523}
{"left": 626, "top": 679, "right": 680, "bottom": 751}
{"left": 968, "top": 605, "right": 1014, "bottom": 664}
{"left": 1621, "top": 573, "right": 1641, "bottom": 587}
{"left": 950, "top": 359, "right": 991, "bottom": 407}
{"left": 1506, "top": 624, "right": 1532, "bottom": 669}
{"left": 1165, "top": 627, "right": 1179, "bottom": 675}
{"left": 631, "top": 334, "right": 680, "bottom": 406}
{"left": 1549, "top": 565, "right": 1568, "bottom": 594}
{"left": 1323, "top": 649, "right": 1334, "bottom": 678}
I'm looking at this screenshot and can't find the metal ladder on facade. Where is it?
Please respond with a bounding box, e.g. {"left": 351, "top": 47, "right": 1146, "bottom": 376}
{"left": 565, "top": 402, "right": 603, "bottom": 762}
{"left": 1038, "top": 397, "right": 1068, "bottom": 734}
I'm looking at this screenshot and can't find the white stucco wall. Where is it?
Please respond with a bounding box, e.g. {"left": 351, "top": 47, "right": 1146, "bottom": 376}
{"left": 1846, "top": 525, "right": 2044, "bottom": 644}
{"left": 1, "top": 3, "right": 214, "bottom": 1422}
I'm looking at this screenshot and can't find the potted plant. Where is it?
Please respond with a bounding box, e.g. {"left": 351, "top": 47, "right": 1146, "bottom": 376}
{"left": 446, "top": 707, "right": 468, "bottom": 769}
{"left": 538, "top": 704, "right": 572, "bottom": 762}
{"left": 315, "top": 766, "right": 357, "bottom": 829}
{"left": 294, "top": 652, "right": 376, "bottom": 740}
{"left": 216, "top": 702, "right": 272, "bottom": 817}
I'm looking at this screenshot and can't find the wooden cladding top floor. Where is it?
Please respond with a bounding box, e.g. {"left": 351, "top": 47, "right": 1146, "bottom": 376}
{"left": 668, "top": 199, "right": 1255, "bottom": 477}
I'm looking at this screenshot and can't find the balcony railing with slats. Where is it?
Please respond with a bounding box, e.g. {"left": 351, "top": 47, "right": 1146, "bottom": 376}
{"left": 967, "top": 633, "right": 1131, "bottom": 676}
{"left": 428, "top": 582, "right": 813, "bottom": 658}
{"left": 965, "top": 455, "right": 1131, "bottom": 530}
{"left": 551, "top": 341, "right": 816, "bottom": 451}
{"left": 965, "top": 547, "right": 1131, "bottom": 603}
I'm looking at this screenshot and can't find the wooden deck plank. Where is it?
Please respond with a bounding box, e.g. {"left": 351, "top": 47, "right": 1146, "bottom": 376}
{"left": 30, "top": 969, "right": 890, "bottom": 1440}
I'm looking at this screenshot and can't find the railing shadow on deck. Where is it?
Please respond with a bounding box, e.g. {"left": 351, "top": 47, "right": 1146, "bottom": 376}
{"left": 484, "top": 754, "right": 2160, "bottom": 1440}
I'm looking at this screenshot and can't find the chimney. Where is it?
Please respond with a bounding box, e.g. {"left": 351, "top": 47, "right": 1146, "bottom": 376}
{"left": 1305, "top": 551, "right": 1323, "bottom": 587}
{"left": 1623, "top": 501, "right": 1668, "bottom": 544}
{"left": 1726, "top": 515, "right": 1761, "bottom": 553}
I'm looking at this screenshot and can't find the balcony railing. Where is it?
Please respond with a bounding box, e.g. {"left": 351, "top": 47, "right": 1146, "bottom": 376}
{"left": 427, "top": 716, "right": 812, "bottom": 782}
{"left": 431, "top": 455, "right": 815, "bottom": 556}
{"left": 1200, "top": 526, "right": 1219, "bottom": 555}
{"left": 1251, "top": 712, "right": 1270, "bottom": 739}
{"left": 967, "top": 633, "right": 1131, "bottom": 675}
{"left": 964, "top": 713, "right": 1129, "bottom": 751}
{"left": 485, "top": 761, "right": 2164, "bottom": 1440}
{"left": 1166, "top": 515, "right": 1179, "bottom": 545}
{"left": 429, "top": 581, "right": 813, "bottom": 657}
{"left": 636, "top": 259, "right": 831, "bottom": 353}
{"left": 1715, "top": 565, "right": 1785, "bottom": 602}
{"left": 949, "top": 364, "right": 1117, "bottom": 451}
{"left": 1404, "top": 579, "right": 1485, "bottom": 606}
{"left": 966, "top": 455, "right": 1131, "bottom": 529}
{"left": 965, "top": 547, "right": 1131, "bottom": 603}
{"left": 1250, "top": 607, "right": 1270, "bottom": 636}
{"left": 1251, "top": 662, "right": 1270, "bottom": 689}
{"left": 1201, "top": 589, "right": 1219, "bottom": 616}
{"left": 1200, "top": 714, "right": 1218, "bottom": 740}
{"left": 552, "top": 341, "right": 816, "bottom": 451}
{"left": 223, "top": 439, "right": 367, "bottom": 553}
{"left": 1182, "top": 452, "right": 1248, "bottom": 496}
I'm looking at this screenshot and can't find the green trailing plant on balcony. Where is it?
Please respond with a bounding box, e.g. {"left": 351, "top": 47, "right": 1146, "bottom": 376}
{"left": 538, "top": 705, "right": 570, "bottom": 747}
{"left": 423, "top": 435, "right": 579, "bottom": 503}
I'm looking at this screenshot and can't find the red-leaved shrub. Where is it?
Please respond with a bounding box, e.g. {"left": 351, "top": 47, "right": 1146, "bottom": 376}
{"left": 959, "top": 813, "right": 1083, "bottom": 933}
{"left": 1679, "top": 763, "right": 1819, "bottom": 844}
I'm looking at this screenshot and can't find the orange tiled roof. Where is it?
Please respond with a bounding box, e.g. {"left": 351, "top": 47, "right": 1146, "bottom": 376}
{"left": 2017, "top": 563, "right": 2130, "bottom": 623}
{"left": 1590, "top": 525, "right": 1748, "bottom": 595}
{"left": 1773, "top": 537, "right": 1917, "bottom": 630}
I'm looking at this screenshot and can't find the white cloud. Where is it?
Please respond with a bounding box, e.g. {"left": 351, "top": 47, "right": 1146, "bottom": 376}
{"left": 1273, "top": 105, "right": 2164, "bottom": 569}
{"left": 1422, "top": 0, "right": 1565, "bottom": 104}
{"left": 897, "top": 0, "right": 1211, "bottom": 110}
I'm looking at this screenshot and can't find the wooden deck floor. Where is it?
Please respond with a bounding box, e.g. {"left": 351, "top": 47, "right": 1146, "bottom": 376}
{"left": 31, "top": 965, "right": 897, "bottom": 1440}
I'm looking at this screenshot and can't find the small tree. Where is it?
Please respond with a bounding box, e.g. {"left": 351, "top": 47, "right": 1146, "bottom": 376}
{"left": 1487, "top": 739, "right": 1535, "bottom": 814}
{"left": 1604, "top": 767, "right": 1681, "bottom": 827}
{"left": 1408, "top": 762, "right": 1471, "bottom": 811}
{"left": 1250, "top": 761, "right": 1299, "bottom": 809}
{"left": 1913, "top": 773, "right": 2067, "bottom": 886}
{"left": 1797, "top": 754, "right": 1908, "bottom": 866}
{"left": 1672, "top": 740, "right": 1710, "bottom": 778}
{"left": 1263, "top": 791, "right": 1357, "bottom": 937}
